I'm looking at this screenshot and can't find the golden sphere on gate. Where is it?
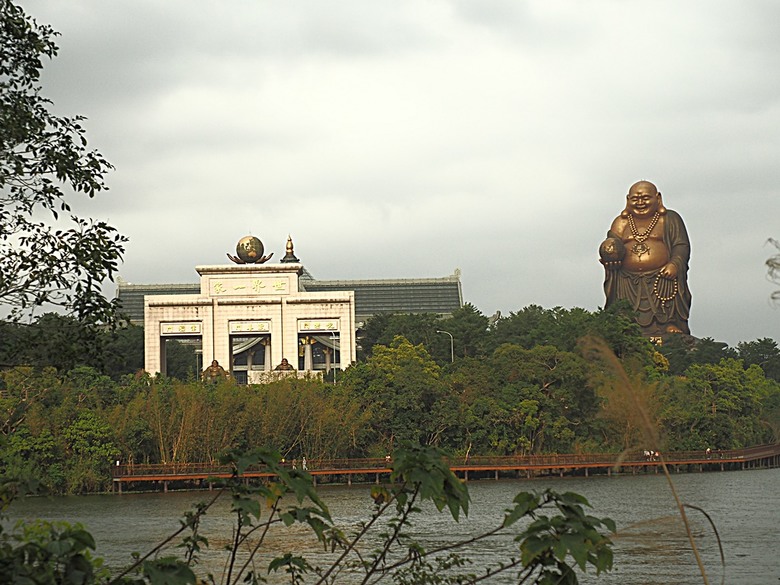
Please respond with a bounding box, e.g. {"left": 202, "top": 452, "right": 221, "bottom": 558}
{"left": 236, "top": 236, "right": 264, "bottom": 263}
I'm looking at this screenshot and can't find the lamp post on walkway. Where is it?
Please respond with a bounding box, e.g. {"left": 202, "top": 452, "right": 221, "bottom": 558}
{"left": 436, "top": 330, "right": 454, "bottom": 363}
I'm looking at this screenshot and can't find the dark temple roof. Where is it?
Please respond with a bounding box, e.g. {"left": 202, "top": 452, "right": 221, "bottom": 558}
{"left": 300, "top": 273, "right": 462, "bottom": 322}
{"left": 115, "top": 281, "right": 199, "bottom": 325}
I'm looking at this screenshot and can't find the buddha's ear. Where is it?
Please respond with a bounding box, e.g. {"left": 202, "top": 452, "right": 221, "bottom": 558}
{"left": 657, "top": 192, "right": 667, "bottom": 214}
{"left": 620, "top": 194, "right": 631, "bottom": 218}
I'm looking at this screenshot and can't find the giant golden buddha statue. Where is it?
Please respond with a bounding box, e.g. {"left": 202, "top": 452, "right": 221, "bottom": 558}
{"left": 599, "top": 181, "right": 691, "bottom": 337}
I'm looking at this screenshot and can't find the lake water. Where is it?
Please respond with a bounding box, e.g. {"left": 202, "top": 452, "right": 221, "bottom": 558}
{"left": 6, "top": 467, "right": 779, "bottom": 584}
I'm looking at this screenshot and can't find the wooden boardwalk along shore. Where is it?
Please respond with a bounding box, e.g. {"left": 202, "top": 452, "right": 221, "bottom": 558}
{"left": 111, "top": 443, "right": 780, "bottom": 494}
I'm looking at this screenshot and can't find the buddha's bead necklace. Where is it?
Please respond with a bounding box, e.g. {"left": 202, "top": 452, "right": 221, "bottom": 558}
{"left": 627, "top": 211, "right": 660, "bottom": 259}
{"left": 627, "top": 211, "right": 660, "bottom": 242}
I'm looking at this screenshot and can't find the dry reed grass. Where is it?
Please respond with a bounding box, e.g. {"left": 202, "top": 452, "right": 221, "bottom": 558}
{"left": 579, "top": 335, "right": 725, "bottom": 585}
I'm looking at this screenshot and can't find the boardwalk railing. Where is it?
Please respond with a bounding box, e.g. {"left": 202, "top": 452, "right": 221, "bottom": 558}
{"left": 112, "top": 443, "right": 780, "bottom": 487}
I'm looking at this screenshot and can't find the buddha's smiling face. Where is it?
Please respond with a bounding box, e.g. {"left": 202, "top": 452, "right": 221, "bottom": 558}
{"left": 627, "top": 181, "right": 660, "bottom": 217}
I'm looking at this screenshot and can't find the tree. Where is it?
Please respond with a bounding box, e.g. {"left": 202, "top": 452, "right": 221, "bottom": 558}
{"left": 0, "top": 319, "right": 27, "bottom": 368}
{"left": 437, "top": 302, "right": 490, "bottom": 359}
{"left": 486, "top": 304, "right": 651, "bottom": 362}
{"left": 0, "top": 313, "right": 142, "bottom": 376}
{"left": 660, "top": 358, "right": 775, "bottom": 450}
{"left": 342, "top": 336, "right": 453, "bottom": 450}
{"left": 486, "top": 344, "right": 594, "bottom": 454}
{"left": 659, "top": 336, "right": 736, "bottom": 376}
{"left": 62, "top": 410, "right": 116, "bottom": 492}
{"left": 487, "top": 305, "right": 557, "bottom": 351}
{"left": 0, "top": 0, "right": 125, "bottom": 326}
{"left": 737, "top": 337, "right": 780, "bottom": 382}
{"left": 358, "top": 313, "right": 443, "bottom": 361}
{"left": 97, "top": 324, "right": 145, "bottom": 379}
{"left": 4, "top": 313, "right": 95, "bottom": 372}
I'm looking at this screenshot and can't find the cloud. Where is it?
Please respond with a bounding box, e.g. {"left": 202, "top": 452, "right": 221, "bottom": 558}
{"left": 25, "top": 0, "right": 780, "bottom": 346}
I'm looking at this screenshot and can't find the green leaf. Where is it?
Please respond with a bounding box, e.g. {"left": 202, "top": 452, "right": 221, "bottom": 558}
{"left": 601, "top": 517, "right": 617, "bottom": 533}
{"left": 231, "top": 494, "right": 261, "bottom": 522}
{"left": 520, "top": 535, "right": 550, "bottom": 565}
{"left": 559, "top": 491, "right": 590, "bottom": 506}
{"left": 504, "top": 492, "right": 539, "bottom": 527}
{"left": 143, "top": 558, "right": 197, "bottom": 585}
{"left": 47, "top": 539, "right": 72, "bottom": 556}
{"left": 267, "top": 553, "right": 311, "bottom": 575}
{"left": 552, "top": 538, "right": 567, "bottom": 561}
{"left": 560, "top": 533, "right": 588, "bottom": 570}
{"left": 67, "top": 528, "right": 95, "bottom": 551}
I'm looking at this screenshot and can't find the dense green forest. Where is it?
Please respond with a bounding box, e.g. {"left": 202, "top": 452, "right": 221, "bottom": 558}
{"left": 2, "top": 303, "right": 779, "bottom": 494}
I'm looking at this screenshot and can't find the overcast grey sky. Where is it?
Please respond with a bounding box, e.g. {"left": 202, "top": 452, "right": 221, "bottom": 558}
{"left": 27, "top": 0, "right": 780, "bottom": 346}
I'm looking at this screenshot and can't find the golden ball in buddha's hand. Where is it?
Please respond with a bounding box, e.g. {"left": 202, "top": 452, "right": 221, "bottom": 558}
{"left": 599, "top": 237, "right": 626, "bottom": 262}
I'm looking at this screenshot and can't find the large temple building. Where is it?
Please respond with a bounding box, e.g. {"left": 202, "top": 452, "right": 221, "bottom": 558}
{"left": 117, "top": 236, "right": 463, "bottom": 383}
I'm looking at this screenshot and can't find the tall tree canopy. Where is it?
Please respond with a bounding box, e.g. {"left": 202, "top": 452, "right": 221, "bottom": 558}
{"left": 0, "top": 0, "right": 125, "bottom": 325}
{"left": 737, "top": 338, "right": 780, "bottom": 382}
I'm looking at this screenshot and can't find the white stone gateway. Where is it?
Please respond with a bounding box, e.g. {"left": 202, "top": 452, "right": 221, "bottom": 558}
{"left": 144, "top": 261, "right": 355, "bottom": 383}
